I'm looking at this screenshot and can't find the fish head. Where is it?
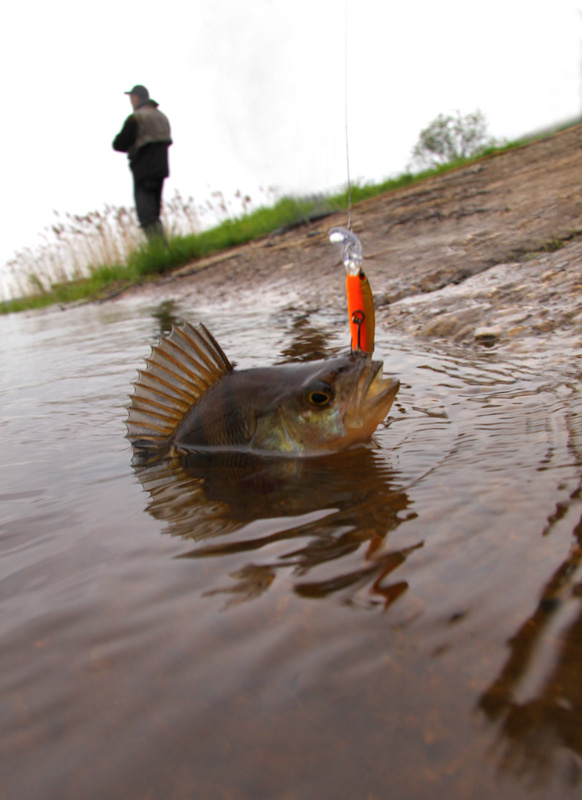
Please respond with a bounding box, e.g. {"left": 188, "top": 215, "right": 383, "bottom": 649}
{"left": 252, "top": 352, "right": 399, "bottom": 456}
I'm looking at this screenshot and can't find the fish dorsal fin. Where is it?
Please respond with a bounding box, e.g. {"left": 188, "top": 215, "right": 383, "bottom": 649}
{"left": 127, "top": 322, "right": 233, "bottom": 448}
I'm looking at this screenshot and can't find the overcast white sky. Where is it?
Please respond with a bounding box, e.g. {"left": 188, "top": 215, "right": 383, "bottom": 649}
{"left": 2, "top": 0, "right": 581, "bottom": 291}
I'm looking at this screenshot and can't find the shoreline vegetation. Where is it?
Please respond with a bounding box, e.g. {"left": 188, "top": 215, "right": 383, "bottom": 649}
{"left": 1, "top": 123, "right": 574, "bottom": 316}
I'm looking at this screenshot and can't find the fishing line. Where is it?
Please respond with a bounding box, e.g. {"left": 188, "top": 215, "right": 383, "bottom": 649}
{"left": 330, "top": 2, "right": 376, "bottom": 355}
{"left": 343, "top": 0, "right": 352, "bottom": 231}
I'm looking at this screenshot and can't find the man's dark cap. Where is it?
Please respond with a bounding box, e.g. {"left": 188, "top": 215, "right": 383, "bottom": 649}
{"left": 125, "top": 85, "right": 149, "bottom": 100}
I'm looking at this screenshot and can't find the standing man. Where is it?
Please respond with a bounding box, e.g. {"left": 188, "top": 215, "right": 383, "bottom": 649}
{"left": 113, "top": 85, "right": 172, "bottom": 241}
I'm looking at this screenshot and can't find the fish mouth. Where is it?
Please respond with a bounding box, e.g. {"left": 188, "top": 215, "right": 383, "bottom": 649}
{"left": 360, "top": 359, "right": 400, "bottom": 411}
{"left": 341, "top": 354, "right": 399, "bottom": 436}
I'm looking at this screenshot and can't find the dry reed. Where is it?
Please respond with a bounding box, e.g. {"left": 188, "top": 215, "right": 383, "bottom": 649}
{"left": 2, "top": 188, "right": 275, "bottom": 301}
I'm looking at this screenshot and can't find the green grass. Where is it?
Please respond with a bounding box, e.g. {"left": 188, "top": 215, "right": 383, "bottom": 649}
{"left": 2, "top": 120, "right": 579, "bottom": 316}
{"left": 1, "top": 196, "right": 329, "bottom": 314}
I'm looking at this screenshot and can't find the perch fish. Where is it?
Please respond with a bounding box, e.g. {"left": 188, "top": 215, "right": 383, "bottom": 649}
{"left": 127, "top": 322, "right": 399, "bottom": 458}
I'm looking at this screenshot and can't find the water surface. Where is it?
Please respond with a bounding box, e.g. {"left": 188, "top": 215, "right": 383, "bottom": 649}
{"left": 2, "top": 293, "right": 582, "bottom": 799}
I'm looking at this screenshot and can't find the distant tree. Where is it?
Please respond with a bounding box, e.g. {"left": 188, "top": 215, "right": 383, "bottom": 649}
{"left": 411, "top": 109, "right": 497, "bottom": 170}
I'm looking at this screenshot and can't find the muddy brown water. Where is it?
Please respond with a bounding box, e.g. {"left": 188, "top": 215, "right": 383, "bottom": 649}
{"left": 2, "top": 291, "right": 582, "bottom": 800}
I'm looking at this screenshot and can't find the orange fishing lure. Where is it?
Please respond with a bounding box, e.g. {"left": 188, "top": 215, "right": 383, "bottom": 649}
{"left": 329, "top": 226, "right": 376, "bottom": 354}
{"left": 346, "top": 269, "right": 375, "bottom": 354}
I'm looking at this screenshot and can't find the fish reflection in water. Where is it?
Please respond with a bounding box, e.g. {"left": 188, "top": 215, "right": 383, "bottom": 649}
{"left": 133, "top": 446, "right": 419, "bottom": 609}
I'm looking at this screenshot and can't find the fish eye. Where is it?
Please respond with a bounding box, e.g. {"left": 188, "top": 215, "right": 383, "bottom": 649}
{"left": 304, "top": 380, "right": 334, "bottom": 407}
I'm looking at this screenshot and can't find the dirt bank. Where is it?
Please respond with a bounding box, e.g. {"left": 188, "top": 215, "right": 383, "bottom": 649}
{"left": 118, "top": 124, "right": 582, "bottom": 347}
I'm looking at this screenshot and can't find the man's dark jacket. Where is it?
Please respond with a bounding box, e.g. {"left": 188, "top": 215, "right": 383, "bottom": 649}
{"left": 113, "top": 100, "right": 172, "bottom": 183}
